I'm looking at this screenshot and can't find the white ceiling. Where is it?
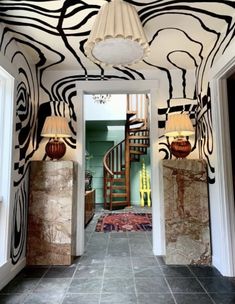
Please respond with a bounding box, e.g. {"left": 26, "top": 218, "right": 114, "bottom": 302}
{"left": 1, "top": 0, "right": 235, "bottom": 71}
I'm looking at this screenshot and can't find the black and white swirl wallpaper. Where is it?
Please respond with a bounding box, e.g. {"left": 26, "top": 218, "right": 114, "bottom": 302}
{"left": 0, "top": 0, "right": 234, "bottom": 265}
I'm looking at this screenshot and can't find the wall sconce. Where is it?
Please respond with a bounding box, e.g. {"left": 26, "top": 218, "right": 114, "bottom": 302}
{"left": 84, "top": 0, "right": 150, "bottom": 66}
{"left": 41, "top": 116, "right": 71, "bottom": 160}
{"left": 165, "top": 113, "right": 195, "bottom": 159}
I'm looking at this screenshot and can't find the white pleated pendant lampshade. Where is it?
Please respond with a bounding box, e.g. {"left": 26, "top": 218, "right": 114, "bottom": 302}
{"left": 84, "top": 0, "right": 150, "bottom": 66}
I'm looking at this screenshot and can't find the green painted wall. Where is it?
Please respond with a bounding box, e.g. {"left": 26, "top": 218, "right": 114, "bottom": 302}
{"left": 86, "top": 128, "right": 124, "bottom": 204}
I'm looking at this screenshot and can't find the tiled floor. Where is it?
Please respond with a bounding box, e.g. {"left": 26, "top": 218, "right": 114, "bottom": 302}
{"left": 1, "top": 207, "right": 235, "bottom": 303}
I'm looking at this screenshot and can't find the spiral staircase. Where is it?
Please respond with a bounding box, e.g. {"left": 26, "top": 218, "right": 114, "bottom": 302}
{"left": 103, "top": 94, "right": 150, "bottom": 210}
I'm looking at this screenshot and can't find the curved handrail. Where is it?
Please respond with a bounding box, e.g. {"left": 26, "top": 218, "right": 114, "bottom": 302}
{"left": 103, "top": 139, "right": 125, "bottom": 177}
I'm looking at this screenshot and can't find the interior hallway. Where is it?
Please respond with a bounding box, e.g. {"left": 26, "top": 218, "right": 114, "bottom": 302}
{"left": 0, "top": 207, "right": 235, "bottom": 304}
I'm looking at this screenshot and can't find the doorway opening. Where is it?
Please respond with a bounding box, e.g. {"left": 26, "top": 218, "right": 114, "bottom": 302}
{"left": 84, "top": 93, "right": 152, "bottom": 241}
{"left": 75, "top": 80, "right": 161, "bottom": 257}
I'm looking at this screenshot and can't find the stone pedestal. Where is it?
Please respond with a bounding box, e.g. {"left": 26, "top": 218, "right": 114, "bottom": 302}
{"left": 162, "top": 159, "right": 211, "bottom": 265}
{"left": 27, "top": 160, "right": 77, "bottom": 265}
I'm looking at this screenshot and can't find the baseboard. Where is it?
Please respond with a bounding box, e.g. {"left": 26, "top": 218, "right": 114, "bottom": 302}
{"left": 0, "top": 258, "right": 26, "bottom": 290}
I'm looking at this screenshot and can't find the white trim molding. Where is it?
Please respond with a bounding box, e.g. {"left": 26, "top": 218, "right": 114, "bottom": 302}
{"left": 209, "top": 42, "right": 235, "bottom": 276}
{"left": 0, "top": 67, "right": 15, "bottom": 267}
{"left": 74, "top": 80, "right": 164, "bottom": 257}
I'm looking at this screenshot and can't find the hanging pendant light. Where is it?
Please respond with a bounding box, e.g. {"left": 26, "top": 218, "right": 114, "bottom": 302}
{"left": 84, "top": 0, "right": 150, "bottom": 66}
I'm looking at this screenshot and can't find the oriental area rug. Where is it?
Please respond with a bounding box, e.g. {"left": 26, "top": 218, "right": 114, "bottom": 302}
{"left": 95, "top": 212, "right": 152, "bottom": 232}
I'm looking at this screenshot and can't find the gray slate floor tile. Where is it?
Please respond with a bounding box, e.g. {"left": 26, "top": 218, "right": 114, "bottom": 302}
{"left": 24, "top": 292, "right": 64, "bottom": 304}
{"left": 68, "top": 278, "right": 103, "bottom": 293}
{"left": 44, "top": 266, "right": 76, "bottom": 278}
{"left": 161, "top": 265, "right": 193, "bottom": 277}
{"left": 104, "top": 266, "right": 133, "bottom": 278}
{"left": 0, "top": 293, "right": 27, "bottom": 304}
{"left": 174, "top": 293, "right": 214, "bottom": 304}
{"left": 0, "top": 278, "right": 39, "bottom": 293}
{"left": 137, "top": 293, "right": 175, "bottom": 304}
{"left": 135, "top": 277, "right": 170, "bottom": 293}
{"left": 189, "top": 266, "right": 222, "bottom": 277}
{"left": 133, "top": 266, "right": 163, "bottom": 277}
{"left": 198, "top": 277, "right": 235, "bottom": 293}
{"left": 102, "top": 277, "right": 135, "bottom": 293}
{"left": 62, "top": 293, "right": 100, "bottom": 304}
{"left": 210, "top": 292, "right": 235, "bottom": 304}
{"left": 100, "top": 293, "right": 137, "bottom": 304}
{"left": 34, "top": 278, "right": 71, "bottom": 294}
{"left": 167, "top": 277, "right": 205, "bottom": 293}
{"left": 74, "top": 265, "right": 104, "bottom": 278}
{"left": 131, "top": 256, "right": 158, "bottom": 267}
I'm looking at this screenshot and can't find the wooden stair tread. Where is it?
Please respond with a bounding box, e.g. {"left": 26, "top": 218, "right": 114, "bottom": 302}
{"left": 129, "top": 128, "right": 149, "bottom": 132}
{"left": 112, "top": 193, "right": 127, "bottom": 198}
{"left": 128, "top": 118, "right": 144, "bottom": 125}
{"left": 129, "top": 143, "right": 149, "bottom": 147}
{"left": 113, "top": 178, "right": 125, "bottom": 182}
{"left": 130, "top": 150, "right": 146, "bottom": 155}
{"left": 105, "top": 178, "right": 125, "bottom": 183}
{"left": 128, "top": 127, "right": 148, "bottom": 132}
{"left": 106, "top": 185, "right": 126, "bottom": 190}
{"left": 127, "top": 110, "right": 137, "bottom": 115}
{"left": 128, "top": 135, "right": 149, "bottom": 139}
{"left": 108, "top": 201, "right": 129, "bottom": 206}
{"left": 111, "top": 185, "right": 126, "bottom": 189}
{"left": 113, "top": 171, "right": 125, "bottom": 175}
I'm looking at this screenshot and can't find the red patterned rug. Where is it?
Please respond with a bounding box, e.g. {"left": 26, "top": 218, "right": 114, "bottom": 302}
{"left": 95, "top": 212, "right": 152, "bottom": 232}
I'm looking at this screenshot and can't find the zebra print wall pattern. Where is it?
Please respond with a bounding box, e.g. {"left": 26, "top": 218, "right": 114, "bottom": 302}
{"left": 0, "top": 1, "right": 234, "bottom": 264}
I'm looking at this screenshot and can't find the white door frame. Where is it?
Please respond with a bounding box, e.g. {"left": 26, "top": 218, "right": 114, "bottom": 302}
{"left": 209, "top": 42, "right": 235, "bottom": 276}
{"left": 74, "top": 80, "right": 165, "bottom": 257}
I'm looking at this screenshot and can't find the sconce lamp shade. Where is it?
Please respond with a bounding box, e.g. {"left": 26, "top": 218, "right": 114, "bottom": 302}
{"left": 165, "top": 114, "right": 194, "bottom": 137}
{"left": 165, "top": 113, "right": 194, "bottom": 159}
{"left": 41, "top": 116, "right": 71, "bottom": 160}
{"left": 84, "top": 0, "right": 150, "bottom": 66}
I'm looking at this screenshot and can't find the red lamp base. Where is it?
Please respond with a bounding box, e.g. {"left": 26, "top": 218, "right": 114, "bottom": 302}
{"left": 45, "top": 139, "right": 66, "bottom": 160}
{"left": 170, "top": 138, "right": 191, "bottom": 159}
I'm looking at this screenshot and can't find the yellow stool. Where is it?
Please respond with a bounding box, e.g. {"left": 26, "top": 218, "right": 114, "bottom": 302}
{"left": 139, "top": 160, "right": 151, "bottom": 207}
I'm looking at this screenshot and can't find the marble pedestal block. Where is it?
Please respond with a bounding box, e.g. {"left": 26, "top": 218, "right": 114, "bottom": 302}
{"left": 162, "top": 159, "right": 211, "bottom": 265}
{"left": 27, "top": 161, "right": 77, "bottom": 265}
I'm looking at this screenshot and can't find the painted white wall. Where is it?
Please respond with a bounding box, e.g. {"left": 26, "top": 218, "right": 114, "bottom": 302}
{"left": 40, "top": 68, "right": 198, "bottom": 258}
